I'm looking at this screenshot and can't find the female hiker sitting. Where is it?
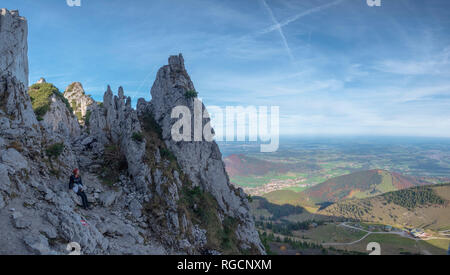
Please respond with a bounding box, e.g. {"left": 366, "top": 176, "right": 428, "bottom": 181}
{"left": 69, "top": 168, "right": 91, "bottom": 210}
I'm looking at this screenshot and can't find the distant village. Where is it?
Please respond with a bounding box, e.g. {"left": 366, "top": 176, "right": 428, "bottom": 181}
{"left": 240, "top": 177, "right": 311, "bottom": 196}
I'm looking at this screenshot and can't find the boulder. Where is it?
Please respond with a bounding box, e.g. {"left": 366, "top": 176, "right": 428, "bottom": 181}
{"left": 13, "top": 217, "right": 31, "bottom": 229}
{"left": 129, "top": 199, "right": 142, "bottom": 219}
{"left": 1, "top": 148, "right": 28, "bottom": 172}
{"left": 0, "top": 195, "right": 5, "bottom": 209}
{"left": 23, "top": 235, "right": 51, "bottom": 255}
{"left": 99, "top": 190, "right": 119, "bottom": 207}
{"left": 0, "top": 163, "right": 11, "bottom": 193}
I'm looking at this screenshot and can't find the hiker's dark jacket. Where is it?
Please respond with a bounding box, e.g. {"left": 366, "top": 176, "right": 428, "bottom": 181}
{"left": 69, "top": 175, "right": 83, "bottom": 190}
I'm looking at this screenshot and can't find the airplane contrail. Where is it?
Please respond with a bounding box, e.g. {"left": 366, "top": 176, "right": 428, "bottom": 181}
{"left": 258, "top": 0, "right": 346, "bottom": 36}
{"left": 261, "top": 0, "right": 295, "bottom": 64}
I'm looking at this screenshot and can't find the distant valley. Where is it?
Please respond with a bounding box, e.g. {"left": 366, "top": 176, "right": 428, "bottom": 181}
{"left": 221, "top": 138, "right": 450, "bottom": 255}
{"left": 223, "top": 138, "right": 450, "bottom": 197}
{"left": 251, "top": 184, "right": 450, "bottom": 255}
{"left": 319, "top": 183, "right": 450, "bottom": 231}
{"left": 263, "top": 169, "right": 432, "bottom": 208}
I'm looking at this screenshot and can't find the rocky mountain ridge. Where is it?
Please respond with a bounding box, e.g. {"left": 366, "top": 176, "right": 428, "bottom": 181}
{"left": 0, "top": 8, "right": 264, "bottom": 255}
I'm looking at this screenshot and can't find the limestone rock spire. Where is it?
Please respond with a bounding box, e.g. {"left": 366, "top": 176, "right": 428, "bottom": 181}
{"left": 63, "top": 82, "right": 95, "bottom": 124}
{"left": 0, "top": 8, "right": 29, "bottom": 87}
{"left": 147, "top": 53, "right": 265, "bottom": 254}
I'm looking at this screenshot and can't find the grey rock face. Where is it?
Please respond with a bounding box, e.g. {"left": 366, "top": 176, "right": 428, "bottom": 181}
{"left": 45, "top": 212, "right": 59, "bottom": 227}
{"left": 0, "top": 9, "right": 28, "bottom": 87}
{"left": 128, "top": 199, "right": 142, "bottom": 219}
{"left": 57, "top": 208, "right": 109, "bottom": 254}
{"left": 23, "top": 234, "right": 52, "bottom": 255}
{"left": 0, "top": 164, "right": 12, "bottom": 194}
{"left": 41, "top": 93, "right": 81, "bottom": 138}
{"left": 0, "top": 9, "right": 36, "bottom": 137}
{"left": 89, "top": 86, "right": 151, "bottom": 192}
{"left": 0, "top": 136, "right": 5, "bottom": 148}
{"left": 63, "top": 82, "right": 95, "bottom": 124}
{"left": 40, "top": 226, "right": 57, "bottom": 240}
{"left": 1, "top": 148, "right": 28, "bottom": 172}
{"left": 99, "top": 190, "right": 119, "bottom": 207}
{"left": 0, "top": 73, "right": 39, "bottom": 131}
{"left": 13, "top": 216, "right": 31, "bottom": 229}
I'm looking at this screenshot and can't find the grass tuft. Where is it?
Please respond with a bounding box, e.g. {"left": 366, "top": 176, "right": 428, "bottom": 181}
{"left": 45, "top": 143, "right": 64, "bottom": 159}
{"left": 184, "top": 89, "right": 198, "bottom": 99}
{"left": 132, "top": 132, "right": 144, "bottom": 142}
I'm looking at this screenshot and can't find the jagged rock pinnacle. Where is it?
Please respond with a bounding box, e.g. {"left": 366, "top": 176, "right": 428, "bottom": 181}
{"left": 118, "top": 86, "right": 124, "bottom": 98}
{"left": 145, "top": 53, "right": 266, "bottom": 254}
{"left": 168, "top": 53, "right": 185, "bottom": 69}
{"left": 63, "top": 82, "right": 95, "bottom": 124}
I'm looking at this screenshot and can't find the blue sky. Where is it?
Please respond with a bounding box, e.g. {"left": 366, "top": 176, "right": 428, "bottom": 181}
{"left": 3, "top": 0, "right": 450, "bottom": 137}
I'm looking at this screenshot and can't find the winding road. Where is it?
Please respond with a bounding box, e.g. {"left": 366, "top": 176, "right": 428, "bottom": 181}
{"left": 323, "top": 223, "right": 450, "bottom": 246}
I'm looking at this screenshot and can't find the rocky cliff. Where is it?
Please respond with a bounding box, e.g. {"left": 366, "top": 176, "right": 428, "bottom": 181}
{"left": 0, "top": 9, "right": 28, "bottom": 87}
{"left": 141, "top": 54, "right": 263, "bottom": 252}
{"left": 63, "top": 82, "right": 95, "bottom": 125}
{"left": 0, "top": 9, "right": 264, "bottom": 255}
